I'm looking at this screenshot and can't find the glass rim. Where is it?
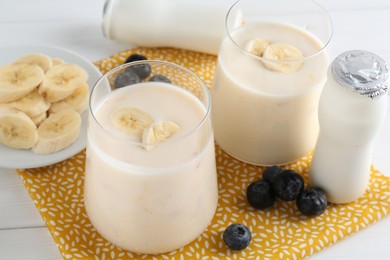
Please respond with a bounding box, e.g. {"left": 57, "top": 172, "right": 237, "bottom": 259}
{"left": 89, "top": 60, "right": 212, "bottom": 147}
{"left": 225, "top": 0, "right": 334, "bottom": 63}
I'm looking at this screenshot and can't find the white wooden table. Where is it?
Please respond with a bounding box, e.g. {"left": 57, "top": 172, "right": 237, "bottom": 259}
{"left": 1, "top": 0, "right": 390, "bottom": 259}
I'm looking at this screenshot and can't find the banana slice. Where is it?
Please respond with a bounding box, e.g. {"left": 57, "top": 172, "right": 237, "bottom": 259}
{"left": 246, "top": 39, "right": 270, "bottom": 57}
{"left": 142, "top": 121, "right": 180, "bottom": 151}
{"left": 0, "top": 63, "right": 44, "bottom": 103}
{"left": 31, "top": 111, "right": 47, "bottom": 127}
{"left": 0, "top": 107, "right": 38, "bottom": 149}
{"left": 39, "top": 64, "right": 89, "bottom": 102}
{"left": 262, "top": 43, "right": 304, "bottom": 73}
{"left": 32, "top": 110, "right": 81, "bottom": 154}
{"left": 49, "top": 83, "right": 89, "bottom": 114}
{"left": 52, "top": 58, "right": 65, "bottom": 66}
{"left": 1, "top": 89, "right": 50, "bottom": 117}
{"left": 111, "top": 107, "right": 153, "bottom": 135}
{"left": 14, "top": 53, "right": 53, "bottom": 72}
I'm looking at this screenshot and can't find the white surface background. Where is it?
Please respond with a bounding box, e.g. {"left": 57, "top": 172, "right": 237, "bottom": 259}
{"left": 0, "top": 0, "right": 390, "bottom": 259}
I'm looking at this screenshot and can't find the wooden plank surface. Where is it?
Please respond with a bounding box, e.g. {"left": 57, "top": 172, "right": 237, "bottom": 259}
{"left": 0, "top": 169, "right": 45, "bottom": 229}
{"left": 0, "top": 227, "right": 61, "bottom": 260}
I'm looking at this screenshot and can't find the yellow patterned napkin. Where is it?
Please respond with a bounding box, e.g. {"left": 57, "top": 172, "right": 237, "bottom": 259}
{"left": 18, "top": 48, "right": 390, "bottom": 260}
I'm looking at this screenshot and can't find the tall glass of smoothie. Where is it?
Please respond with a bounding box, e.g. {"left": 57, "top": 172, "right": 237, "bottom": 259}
{"left": 212, "top": 0, "right": 333, "bottom": 165}
{"left": 85, "top": 60, "right": 218, "bottom": 254}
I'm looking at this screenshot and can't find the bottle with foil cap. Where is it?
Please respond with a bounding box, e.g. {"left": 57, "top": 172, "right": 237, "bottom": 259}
{"left": 309, "top": 50, "right": 388, "bottom": 204}
{"left": 102, "top": 0, "right": 241, "bottom": 55}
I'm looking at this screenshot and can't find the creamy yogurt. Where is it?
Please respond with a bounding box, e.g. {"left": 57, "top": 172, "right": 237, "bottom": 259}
{"left": 85, "top": 82, "right": 218, "bottom": 254}
{"left": 212, "top": 22, "right": 329, "bottom": 165}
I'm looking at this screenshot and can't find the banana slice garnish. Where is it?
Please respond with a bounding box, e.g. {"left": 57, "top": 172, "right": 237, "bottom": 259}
{"left": 1, "top": 89, "right": 50, "bottom": 118}
{"left": 49, "top": 83, "right": 89, "bottom": 114}
{"left": 142, "top": 121, "right": 180, "bottom": 151}
{"left": 39, "top": 64, "right": 88, "bottom": 102}
{"left": 262, "top": 43, "right": 304, "bottom": 73}
{"left": 0, "top": 63, "right": 44, "bottom": 103}
{"left": 111, "top": 107, "right": 153, "bottom": 135}
{"left": 246, "top": 39, "right": 270, "bottom": 57}
{"left": 14, "top": 53, "right": 53, "bottom": 72}
{"left": 32, "top": 110, "right": 81, "bottom": 154}
{"left": 0, "top": 107, "right": 38, "bottom": 149}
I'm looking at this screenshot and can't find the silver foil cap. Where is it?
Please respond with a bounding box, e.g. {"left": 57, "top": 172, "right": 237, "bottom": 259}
{"left": 331, "top": 50, "right": 389, "bottom": 99}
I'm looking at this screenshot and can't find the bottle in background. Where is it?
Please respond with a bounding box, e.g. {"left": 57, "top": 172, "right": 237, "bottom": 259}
{"left": 102, "top": 0, "right": 241, "bottom": 55}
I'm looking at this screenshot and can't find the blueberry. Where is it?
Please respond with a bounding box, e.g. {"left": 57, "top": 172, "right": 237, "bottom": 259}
{"left": 223, "top": 224, "right": 251, "bottom": 251}
{"left": 149, "top": 74, "right": 171, "bottom": 83}
{"left": 114, "top": 71, "right": 141, "bottom": 89}
{"left": 124, "top": 53, "right": 148, "bottom": 64}
{"left": 262, "top": 165, "right": 283, "bottom": 184}
{"left": 123, "top": 53, "right": 151, "bottom": 80}
{"left": 246, "top": 181, "right": 275, "bottom": 210}
{"left": 125, "top": 64, "right": 151, "bottom": 80}
{"left": 297, "top": 188, "right": 327, "bottom": 217}
{"left": 272, "top": 170, "right": 304, "bottom": 201}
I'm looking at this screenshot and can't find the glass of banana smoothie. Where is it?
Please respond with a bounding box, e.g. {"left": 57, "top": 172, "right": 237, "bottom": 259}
{"left": 84, "top": 61, "right": 218, "bottom": 254}
{"left": 212, "top": 0, "right": 332, "bottom": 165}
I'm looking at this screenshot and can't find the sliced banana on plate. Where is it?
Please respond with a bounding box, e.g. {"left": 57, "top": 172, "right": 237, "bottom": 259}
{"left": 32, "top": 110, "right": 81, "bottom": 154}
{"left": 262, "top": 43, "right": 304, "bottom": 73}
{"left": 0, "top": 52, "right": 90, "bottom": 154}
{"left": 13, "top": 53, "right": 53, "bottom": 72}
{"left": 1, "top": 89, "right": 50, "bottom": 117}
{"left": 0, "top": 63, "right": 44, "bottom": 103}
{"left": 246, "top": 39, "right": 270, "bottom": 57}
{"left": 31, "top": 111, "right": 47, "bottom": 127}
{"left": 111, "top": 107, "right": 153, "bottom": 135}
{"left": 0, "top": 107, "right": 38, "bottom": 149}
{"left": 49, "top": 83, "right": 89, "bottom": 114}
{"left": 51, "top": 58, "right": 65, "bottom": 66}
{"left": 142, "top": 121, "right": 180, "bottom": 151}
{"left": 39, "top": 64, "right": 88, "bottom": 102}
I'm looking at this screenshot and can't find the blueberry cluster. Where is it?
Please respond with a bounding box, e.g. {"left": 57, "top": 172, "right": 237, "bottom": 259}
{"left": 247, "top": 166, "right": 327, "bottom": 216}
{"left": 114, "top": 54, "right": 171, "bottom": 89}
{"left": 223, "top": 166, "right": 328, "bottom": 251}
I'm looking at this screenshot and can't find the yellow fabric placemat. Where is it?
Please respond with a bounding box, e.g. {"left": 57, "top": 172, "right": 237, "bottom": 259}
{"left": 17, "top": 48, "right": 390, "bottom": 260}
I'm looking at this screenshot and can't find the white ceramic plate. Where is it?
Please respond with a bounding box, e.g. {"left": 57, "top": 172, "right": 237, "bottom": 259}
{"left": 0, "top": 45, "right": 102, "bottom": 169}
